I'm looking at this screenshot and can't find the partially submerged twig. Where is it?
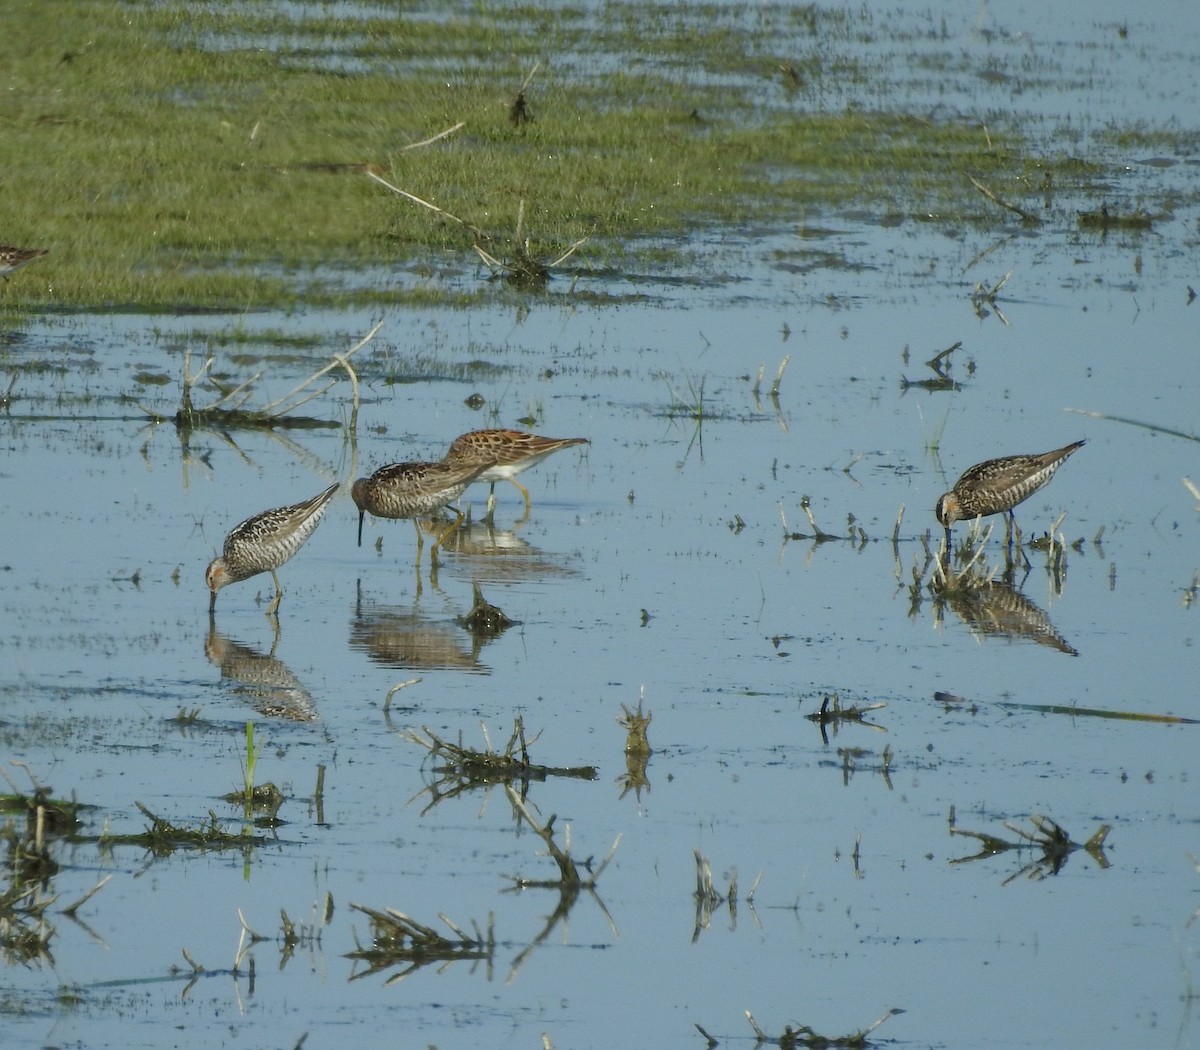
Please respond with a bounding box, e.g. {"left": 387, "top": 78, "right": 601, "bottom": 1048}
{"left": 969, "top": 175, "right": 1040, "bottom": 224}
{"left": 779, "top": 496, "right": 853, "bottom": 544}
{"left": 505, "top": 785, "right": 618, "bottom": 890}
{"left": 502, "top": 784, "right": 620, "bottom": 982}
{"left": 970, "top": 272, "right": 1012, "bottom": 324}
{"left": 1065, "top": 406, "right": 1200, "bottom": 444}
{"left": 804, "top": 693, "right": 888, "bottom": 742}
{"left": 383, "top": 677, "right": 422, "bottom": 714}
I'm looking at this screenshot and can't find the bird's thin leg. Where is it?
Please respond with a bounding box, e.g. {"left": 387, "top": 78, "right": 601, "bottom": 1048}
{"left": 511, "top": 478, "right": 532, "bottom": 521}
{"left": 266, "top": 570, "right": 283, "bottom": 617}
{"left": 484, "top": 481, "right": 498, "bottom": 524}
{"left": 411, "top": 518, "right": 425, "bottom": 566}
{"left": 432, "top": 507, "right": 465, "bottom": 567}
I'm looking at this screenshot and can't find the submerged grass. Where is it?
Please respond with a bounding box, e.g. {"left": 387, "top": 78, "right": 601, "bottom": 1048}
{"left": 0, "top": 2, "right": 1173, "bottom": 310}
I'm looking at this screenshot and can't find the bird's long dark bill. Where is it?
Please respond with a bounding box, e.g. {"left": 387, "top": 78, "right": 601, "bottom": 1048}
{"left": 357, "top": 510, "right": 365, "bottom": 547}
{"left": 208, "top": 589, "right": 217, "bottom": 614}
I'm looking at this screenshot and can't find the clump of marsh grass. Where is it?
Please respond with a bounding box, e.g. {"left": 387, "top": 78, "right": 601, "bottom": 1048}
{"left": 0, "top": 770, "right": 75, "bottom": 966}
{"left": 618, "top": 698, "right": 652, "bottom": 758}
{"left": 218, "top": 722, "right": 286, "bottom": 822}
{"left": 0, "top": 879, "right": 56, "bottom": 967}
{"left": 0, "top": 766, "right": 84, "bottom": 843}
{"left": 368, "top": 171, "right": 586, "bottom": 289}
{"left": 616, "top": 697, "right": 653, "bottom": 801}
{"left": 662, "top": 369, "right": 707, "bottom": 421}
{"left": 455, "top": 582, "right": 516, "bottom": 636}
{"left": 948, "top": 807, "right": 1111, "bottom": 884}
{"left": 508, "top": 61, "right": 540, "bottom": 127}
{"left": 402, "top": 717, "right": 597, "bottom": 814}
{"left": 346, "top": 903, "right": 495, "bottom": 983}
{"left": 142, "top": 321, "right": 376, "bottom": 432}
{"left": 1077, "top": 204, "right": 1155, "bottom": 230}
{"left": 719, "top": 1005, "right": 905, "bottom": 1050}
{"left": 116, "top": 803, "right": 269, "bottom": 856}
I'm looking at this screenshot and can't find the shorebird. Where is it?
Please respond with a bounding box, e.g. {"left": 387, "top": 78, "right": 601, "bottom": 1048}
{"left": 935, "top": 440, "right": 1085, "bottom": 549}
{"left": 0, "top": 245, "right": 48, "bottom": 281}
{"left": 351, "top": 460, "right": 491, "bottom": 566}
{"left": 444, "top": 428, "right": 588, "bottom": 520}
{"left": 206, "top": 482, "right": 339, "bottom": 615}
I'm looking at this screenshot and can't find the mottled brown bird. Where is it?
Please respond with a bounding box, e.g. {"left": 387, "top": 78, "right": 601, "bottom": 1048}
{"left": 0, "top": 245, "right": 48, "bottom": 281}
{"left": 936, "top": 440, "right": 1085, "bottom": 549}
{"left": 444, "top": 428, "right": 588, "bottom": 520}
{"left": 351, "top": 460, "right": 491, "bottom": 566}
{"left": 206, "top": 483, "right": 339, "bottom": 615}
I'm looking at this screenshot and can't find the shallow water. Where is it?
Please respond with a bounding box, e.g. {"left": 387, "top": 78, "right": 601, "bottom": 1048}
{"left": 3, "top": 3, "right": 1200, "bottom": 1049}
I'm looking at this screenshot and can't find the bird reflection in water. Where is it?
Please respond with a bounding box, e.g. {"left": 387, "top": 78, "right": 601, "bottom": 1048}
{"left": 931, "top": 564, "right": 1077, "bottom": 656}
{"left": 205, "top": 620, "right": 319, "bottom": 721}
{"left": 350, "top": 579, "right": 515, "bottom": 674}
{"left": 414, "top": 515, "right": 581, "bottom": 585}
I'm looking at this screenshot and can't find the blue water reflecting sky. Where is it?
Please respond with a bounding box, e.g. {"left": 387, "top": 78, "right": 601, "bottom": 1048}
{"left": 2, "top": 2, "right": 1199, "bottom": 1048}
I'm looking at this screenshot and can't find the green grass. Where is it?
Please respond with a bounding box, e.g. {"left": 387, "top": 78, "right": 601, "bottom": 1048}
{"left": 0, "top": 1, "right": 1162, "bottom": 310}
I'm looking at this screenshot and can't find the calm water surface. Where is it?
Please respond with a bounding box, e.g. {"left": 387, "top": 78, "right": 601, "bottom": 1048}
{"left": 2, "top": 2, "right": 1199, "bottom": 1048}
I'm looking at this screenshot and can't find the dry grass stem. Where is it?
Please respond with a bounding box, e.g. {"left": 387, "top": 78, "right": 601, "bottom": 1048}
{"left": 366, "top": 170, "right": 488, "bottom": 241}
{"left": 771, "top": 354, "right": 790, "bottom": 396}
{"left": 61, "top": 875, "right": 111, "bottom": 918}
{"left": 400, "top": 121, "right": 465, "bottom": 151}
